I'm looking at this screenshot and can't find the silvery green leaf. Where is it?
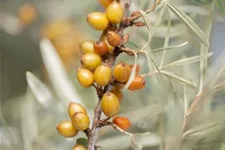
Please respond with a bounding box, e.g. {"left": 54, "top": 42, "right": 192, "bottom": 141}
{"left": 151, "top": 41, "right": 188, "bottom": 52}
{"left": 163, "top": 0, "right": 210, "bottom": 46}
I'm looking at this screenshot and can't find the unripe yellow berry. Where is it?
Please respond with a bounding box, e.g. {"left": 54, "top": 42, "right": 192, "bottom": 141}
{"left": 79, "top": 41, "right": 95, "bottom": 54}
{"left": 110, "top": 88, "right": 123, "bottom": 102}
{"left": 68, "top": 102, "right": 87, "bottom": 119}
{"left": 113, "top": 116, "right": 131, "bottom": 130}
{"left": 94, "top": 41, "right": 110, "bottom": 55}
{"left": 99, "top": 0, "right": 113, "bottom": 8}
{"left": 94, "top": 64, "right": 111, "bottom": 86}
{"left": 113, "top": 61, "right": 131, "bottom": 83}
{"left": 72, "top": 144, "right": 87, "bottom": 150}
{"left": 106, "top": 1, "right": 124, "bottom": 24}
{"left": 72, "top": 112, "right": 90, "bottom": 131}
{"left": 81, "top": 53, "right": 102, "bottom": 71}
{"left": 107, "top": 31, "right": 121, "bottom": 47}
{"left": 128, "top": 75, "right": 146, "bottom": 91}
{"left": 87, "top": 12, "right": 109, "bottom": 30}
{"left": 76, "top": 68, "right": 94, "bottom": 87}
{"left": 101, "top": 92, "right": 120, "bottom": 117}
{"left": 56, "top": 121, "right": 78, "bottom": 138}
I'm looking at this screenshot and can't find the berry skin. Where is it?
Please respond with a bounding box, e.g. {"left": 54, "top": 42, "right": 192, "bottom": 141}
{"left": 113, "top": 116, "right": 131, "bottom": 130}
{"left": 94, "top": 41, "right": 110, "bottom": 55}
{"left": 106, "top": 1, "right": 124, "bottom": 24}
{"left": 68, "top": 102, "right": 87, "bottom": 119}
{"left": 129, "top": 64, "right": 141, "bottom": 75}
{"left": 110, "top": 88, "right": 123, "bottom": 102}
{"left": 100, "top": 32, "right": 114, "bottom": 53}
{"left": 81, "top": 53, "right": 102, "bottom": 71}
{"left": 94, "top": 64, "right": 111, "bottom": 86}
{"left": 128, "top": 75, "right": 146, "bottom": 91}
{"left": 79, "top": 41, "right": 95, "bottom": 54}
{"left": 76, "top": 68, "right": 94, "bottom": 87}
{"left": 72, "top": 112, "right": 90, "bottom": 131}
{"left": 101, "top": 92, "right": 120, "bottom": 117}
{"left": 107, "top": 31, "right": 121, "bottom": 47}
{"left": 113, "top": 61, "right": 131, "bottom": 83}
{"left": 99, "top": 0, "right": 113, "bottom": 8}
{"left": 72, "top": 144, "right": 87, "bottom": 150}
{"left": 56, "top": 121, "right": 78, "bottom": 138}
{"left": 87, "top": 12, "right": 109, "bottom": 30}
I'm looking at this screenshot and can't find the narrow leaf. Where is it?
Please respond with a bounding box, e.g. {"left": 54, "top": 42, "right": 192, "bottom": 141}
{"left": 150, "top": 41, "right": 188, "bottom": 52}
{"left": 163, "top": 0, "right": 210, "bottom": 46}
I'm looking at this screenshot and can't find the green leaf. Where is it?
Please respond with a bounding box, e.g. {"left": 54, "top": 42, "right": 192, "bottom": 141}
{"left": 162, "top": 52, "right": 213, "bottom": 68}
{"left": 163, "top": 0, "right": 210, "bottom": 46}
{"left": 150, "top": 41, "right": 188, "bottom": 52}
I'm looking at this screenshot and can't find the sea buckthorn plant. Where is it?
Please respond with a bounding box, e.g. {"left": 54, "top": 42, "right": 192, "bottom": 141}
{"left": 53, "top": 0, "right": 225, "bottom": 150}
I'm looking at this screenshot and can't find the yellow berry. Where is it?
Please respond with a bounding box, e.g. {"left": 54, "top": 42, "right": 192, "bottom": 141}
{"left": 94, "top": 41, "right": 109, "bottom": 55}
{"left": 110, "top": 88, "right": 123, "bottom": 102}
{"left": 101, "top": 92, "right": 120, "bottom": 117}
{"left": 128, "top": 75, "right": 146, "bottom": 91}
{"left": 94, "top": 64, "right": 111, "bottom": 86}
{"left": 99, "top": 0, "right": 113, "bottom": 8}
{"left": 56, "top": 121, "right": 78, "bottom": 138}
{"left": 72, "top": 144, "right": 87, "bottom": 150}
{"left": 76, "top": 68, "right": 94, "bottom": 87}
{"left": 79, "top": 41, "right": 95, "bottom": 54}
{"left": 107, "top": 31, "right": 121, "bottom": 47}
{"left": 68, "top": 102, "right": 87, "bottom": 119}
{"left": 72, "top": 112, "right": 90, "bottom": 131}
{"left": 87, "top": 12, "right": 109, "bottom": 30}
{"left": 81, "top": 53, "right": 102, "bottom": 71}
{"left": 106, "top": 1, "right": 124, "bottom": 24}
{"left": 18, "top": 3, "right": 37, "bottom": 25}
{"left": 113, "top": 61, "right": 131, "bottom": 83}
{"left": 113, "top": 116, "right": 131, "bottom": 130}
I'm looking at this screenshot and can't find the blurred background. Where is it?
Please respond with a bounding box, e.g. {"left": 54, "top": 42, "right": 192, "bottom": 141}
{"left": 1, "top": 0, "right": 225, "bottom": 150}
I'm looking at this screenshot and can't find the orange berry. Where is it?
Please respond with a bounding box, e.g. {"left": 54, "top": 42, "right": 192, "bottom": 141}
{"left": 72, "top": 112, "right": 90, "bottom": 131}
{"left": 87, "top": 12, "right": 109, "bottom": 30}
{"left": 18, "top": 3, "right": 37, "bottom": 25}
{"left": 128, "top": 75, "right": 146, "bottom": 91}
{"left": 113, "top": 116, "right": 131, "bottom": 130}
{"left": 99, "top": 0, "right": 113, "bottom": 8}
{"left": 110, "top": 88, "right": 123, "bottom": 102}
{"left": 72, "top": 144, "right": 87, "bottom": 150}
{"left": 107, "top": 31, "right": 121, "bottom": 47}
{"left": 76, "top": 68, "right": 94, "bottom": 87}
{"left": 56, "top": 121, "right": 78, "bottom": 138}
{"left": 94, "top": 64, "right": 111, "bottom": 86}
{"left": 94, "top": 41, "right": 109, "bottom": 55}
{"left": 68, "top": 102, "right": 87, "bottom": 119}
{"left": 129, "top": 64, "right": 141, "bottom": 75}
{"left": 106, "top": 1, "right": 124, "bottom": 24}
{"left": 113, "top": 61, "right": 131, "bottom": 83}
{"left": 81, "top": 53, "right": 102, "bottom": 71}
{"left": 100, "top": 32, "right": 114, "bottom": 53}
{"left": 101, "top": 92, "right": 120, "bottom": 117}
{"left": 79, "top": 41, "right": 95, "bottom": 54}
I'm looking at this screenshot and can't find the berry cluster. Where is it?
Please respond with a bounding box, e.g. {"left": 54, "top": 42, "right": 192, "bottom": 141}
{"left": 57, "top": 0, "right": 146, "bottom": 149}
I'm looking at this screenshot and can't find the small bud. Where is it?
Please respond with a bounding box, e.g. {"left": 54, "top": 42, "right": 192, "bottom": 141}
{"left": 94, "top": 41, "right": 109, "bottom": 55}
{"left": 87, "top": 12, "right": 109, "bottom": 30}
{"left": 107, "top": 31, "right": 121, "bottom": 47}
{"left": 72, "top": 112, "right": 90, "bottom": 131}
{"left": 130, "top": 11, "right": 140, "bottom": 17}
{"left": 122, "top": 34, "right": 129, "bottom": 44}
{"left": 128, "top": 75, "right": 146, "bottom": 91}
{"left": 113, "top": 116, "right": 131, "bottom": 130}
{"left": 68, "top": 102, "right": 87, "bottom": 119}
{"left": 134, "top": 22, "right": 145, "bottom": 27}
{"left": 56, "top": 121, "right": 78, "bottom": 138}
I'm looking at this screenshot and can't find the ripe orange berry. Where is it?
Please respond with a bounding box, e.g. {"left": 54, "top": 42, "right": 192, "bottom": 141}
{"left": 106, "top": 1, "right": 124, "bottom": 24}
{"left": 99, "top": 0, "right": 113, "bottom": 8}
{"left": 110, "top": 88, "right": 123, "bottom": 102}
{"left": 128, "top": 75, "right": 146, "bottom": 91}
{"left": 72, "top": 112, "right": 90, "bottom": 131}
{"left": 107, "top": 31, "right": 121, "bottom": 47}
{"left": 113, "top": 116, "right": 131, "bottom": 130}
{"left": 100, "top": 32, "right": 114, "bottom": 53}
{"left": 72, "top": 144, "right": 87, "bottom": 150}
{"left": 68, "top": 102, "right": 87, "bottom": 119}
{"left": 80, "top": 41, "right": 95, "bottom": 54}
{"left": 18, "top": 3, "right": 37, "bottom": 25}
{"left": 81, "top": 53, "right": 102, "bottom": 71}
{"left": 56, "top": 121, "right": 78, "bottom": 138}
{"left": 87, "top": 12, "right": 109, "bottom": 30}
{"left": 94, "top": 64, "right": 111, "bottom": 86}
{"left": 76, "top": 68, "right": 94, "bottom": 87}
{"left": 101, "top": 92, "right": 120, "bottom": 117}
{"left": 129, "top": 64, "right": 141, "bottom": 75}
{"left": 113, "top": 61, "right": 131, "bottom": 83}
{"left": 94, "top": 41, "right": 109, "bottom": 55}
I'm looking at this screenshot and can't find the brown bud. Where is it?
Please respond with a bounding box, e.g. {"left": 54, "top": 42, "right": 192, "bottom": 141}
{"left": 130, "top": 11, "right": 140, "bottom": 17}
{"left": 134, "top": 22, "right": 145, "bottom": 27}
{"left": 122, "top": 34, "right": 129, "bottom": 44}
{"left": 94, "top": 41, "right": 109, "bottom": 55}
{"left": 107, "top": 31, "right": 121, "bottom": 47}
